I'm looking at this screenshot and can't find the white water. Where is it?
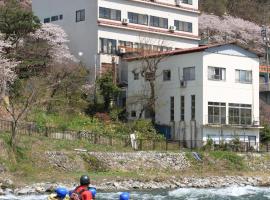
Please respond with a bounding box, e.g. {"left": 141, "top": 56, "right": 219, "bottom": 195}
{"left": 1, "top": 186, "right": 270, "bottom": 200}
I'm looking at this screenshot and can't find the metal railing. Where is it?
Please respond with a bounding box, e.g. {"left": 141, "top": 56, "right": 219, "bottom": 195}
{"left": 205, "top": 115, "right": 260, "bottom": 127}
{"left": 260, "top": 83, "right": 270, "bottom": 92}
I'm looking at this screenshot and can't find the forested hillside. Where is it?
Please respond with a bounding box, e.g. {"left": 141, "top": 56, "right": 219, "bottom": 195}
{"left": 199, "top": 0, "right": 270, "bottom": 25}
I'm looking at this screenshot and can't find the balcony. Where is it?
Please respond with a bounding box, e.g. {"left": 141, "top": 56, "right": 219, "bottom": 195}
{"left": 128, "top": 0, "right": 199, "bottom": 13}
{"left": 205, "top": 115, "right": 260, "bottom": 128}
{"left": 260, "top": 83, "right": 270, "bottom": 92}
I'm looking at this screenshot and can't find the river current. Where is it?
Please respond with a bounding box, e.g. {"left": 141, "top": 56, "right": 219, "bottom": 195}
{"left": 1, "top": 186, "right": 270, "bottom": 200}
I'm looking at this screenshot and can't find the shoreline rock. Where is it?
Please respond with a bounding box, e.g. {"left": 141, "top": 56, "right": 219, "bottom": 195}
{"left": 1, "top": 176, "right": 269, "bottom": 195}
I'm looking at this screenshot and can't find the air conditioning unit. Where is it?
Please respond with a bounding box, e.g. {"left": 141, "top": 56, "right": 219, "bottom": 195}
{"left": 122, "top": 18, "right": 129, "bottom": 25}
{"left": 175, "top": 0, "right": 182, "bottom": 6}
{"left": 253, "top": 121, "right": 260, "bottom": 126}
{"left": 180, "top": 80, "right": 186, "bottom": 88}
{"left": 169, "top": 26, "right": 176, "bottom": 33}
{"left": 119, "top": 47, "right": 126, "bottom": 54}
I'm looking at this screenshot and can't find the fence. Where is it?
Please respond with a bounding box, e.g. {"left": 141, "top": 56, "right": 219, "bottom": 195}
{"left": 1, "top": 119, "right": 269, "bottom": 152}
{"left": 0, "top": 119, "right": 188, "bottom": 151}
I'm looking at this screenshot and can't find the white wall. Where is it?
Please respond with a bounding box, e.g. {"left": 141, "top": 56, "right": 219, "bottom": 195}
{"left": 126, "top": 52, "right": 203, "bottom": 131}
{"left": 99, "top": 0, "right": 199, "bottom": 37}
{"left": 32, "top": 0, "right": 99, "bottom": 68}
{"left": 127, "top": 45, "right": 260, "bottom": 145}
{"left": 202, "top": 49, "right": 260, "bottom": 125}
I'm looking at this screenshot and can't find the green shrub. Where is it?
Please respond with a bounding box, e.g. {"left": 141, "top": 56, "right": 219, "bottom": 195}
{"left": 209, "top": 151, "right": 245, "bottom": 170}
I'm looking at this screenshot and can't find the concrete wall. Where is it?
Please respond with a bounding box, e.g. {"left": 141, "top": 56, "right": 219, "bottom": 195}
{"left": 32, "top": 0, "right": 98, "bottom": 69}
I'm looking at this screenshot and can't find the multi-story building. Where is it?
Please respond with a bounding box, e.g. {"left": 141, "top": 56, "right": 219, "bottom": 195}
{"left": 125, "top": 43, "right": 261, "bottom": 149}
{"left": 32, "top": 0, "right": 200, "bottom": 78}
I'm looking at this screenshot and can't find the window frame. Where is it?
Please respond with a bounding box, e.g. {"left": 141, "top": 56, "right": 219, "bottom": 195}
{"left": 191, "top": 95, "right": 195, "bottom": 120}
{"left": 182, "top": 0, "right": 193, "bottom": 5}
{"left": 229, "top": 103, "right": 252, "bottom": 125}
{"left": 76, "top": 9, "right": 85, "bottom": 22}
{"left": 44, "top": 18, "right": 50, "bottom": 23}
{"left": 183, "top": 67, "right": 195, "bottom": 81}
{"left": 180, "top": 96, "right": 185, "bottom": 121}
{"left": 99, "top": 38, "right": 117, "bottom": 55}
{"left": 133, "top": 72, "right": 139, "bottom": 80}
{"left": 128, "top": 12, "right": 148, "bottom": 25}
{"left": 208, "top": 66, "right": 226, "bottom": 81}
{"left": 235, "top": 69, "right": 252, "bottom": 84}
{"left": 150, "top": 16, "right": 168, "bottom": 29}
{"left": 170, "top": 96, "right": 175, "bottom": 122}
{"left": 208, "top": 102, "right": 226, "bottom": 124}
{"left": 99, "top": 7, "right": 121, "bottom": 21}
{"left": 163, "top": 70, "right": 171, "bottom": 81}
{"left": 51, "top": 15, "right": 59, "bottom": 22}
{"left": 174, "top": 20, "right": 193, "bottom": 33}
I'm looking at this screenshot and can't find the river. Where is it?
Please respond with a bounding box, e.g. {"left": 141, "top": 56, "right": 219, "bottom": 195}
{"left": 1, "top": 186, "right": 270, "bottom": 200}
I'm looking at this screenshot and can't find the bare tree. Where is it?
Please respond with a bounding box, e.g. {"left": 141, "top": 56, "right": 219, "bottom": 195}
{"left": 126, "top": 36, "right": 171, "bottom": 122}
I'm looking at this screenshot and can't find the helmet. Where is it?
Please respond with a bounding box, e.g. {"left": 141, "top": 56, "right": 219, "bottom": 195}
{"left": 89, "top": 187, "right": 97, "bottom": 197}
{"left": 119, "top": 192, "right": 130, "bottom": 200}
{"left": 80, "top": 175, "right": 90, "bottom": 186}
{"left": 55, "top": 187, "right": 68, "bottom": 198}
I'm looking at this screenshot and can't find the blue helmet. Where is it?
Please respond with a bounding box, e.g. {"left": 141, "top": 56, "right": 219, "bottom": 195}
{"left": 55, "top": 187, "right": 68, "bottom": 198}
{"left": 89, "top": 187, "right": 97, "bottom": 197}
{"left": 120, "top": 192, "right": 130, "bottom": 200}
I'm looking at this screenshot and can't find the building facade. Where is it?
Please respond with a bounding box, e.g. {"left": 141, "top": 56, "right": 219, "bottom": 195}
{"left": 32, "top": 0, "right": 200, "bottom": 79}
{"left": 126, "top": 43, "right": 261, "bottom": 149}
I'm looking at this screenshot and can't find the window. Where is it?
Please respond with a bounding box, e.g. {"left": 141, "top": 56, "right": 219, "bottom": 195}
{"left": 131, "top": 111, "right": 137, "bottom": 118}
{"left": 191, "top": 95, "right": 195, "bottom": 120}
{"left": 119, "top": 40, "right": 133, "bottom": 48}
{"left": 163, "top": 70, "right": 171, "bottom": 81}
{"left": 174, "top": 20, "right": 192, "bottom": 33}
{"left": 170, "top": 97, "right": 174, "bottom": 121}
{"left": 76, "top": 9, "right": 85, "bottom": 22}
{"left": 229, "top": 104, "right": 252, "bottom": 125}
{"left": 128, "top": 12, "right": 148, "bottom": 25}
{"left": 59, "top": 15, "right": 63, "bottom": 20}
{"left": 99, "top": 38, "right": 117, "bottom": 54}
{"left": 180, "top": 96, "right": 185, "bottom": 121}
{"left": 150, "top": 16, "right": 168, "bottom": 29}
{"left": 182, "top": 0, "right": 193, "bottom": 5}
{"left": 235, "top": 70, "right": 252, "bottom": 83}
{"left": 51, "top": 15, "right": 59, "bottom": 22}
{"left": 44, "top": 18, "right": 50, "bottom": 23}
{"left": 99, "top": 7, "right": 121, "bottom": 21}
{"left": 134, "top": 72, "right": 139, "bottom": 80}
{"left": 183, "top": 67, "right": 195, "bottom": 81}
{"left": 208, "top": 102, "right": 226, "bottom": 124}
{"left": 208, "top": 67, "right": 226, "bottom": 81}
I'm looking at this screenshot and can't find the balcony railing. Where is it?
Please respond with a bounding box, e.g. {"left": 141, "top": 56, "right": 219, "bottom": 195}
{"left": 205, "top": 115, "right": 260, "bottom": 127}
{"left": 260, "top": 83, "right": 270, "bottom": 92}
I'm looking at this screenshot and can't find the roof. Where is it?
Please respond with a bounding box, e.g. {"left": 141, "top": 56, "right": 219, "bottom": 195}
{"left": 124, "top": 42, "right": 261, "bottom": 62}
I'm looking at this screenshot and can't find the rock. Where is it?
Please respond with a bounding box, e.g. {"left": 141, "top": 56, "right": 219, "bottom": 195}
{"left": 1, "top": 179, "right": 13, "bottom": 189}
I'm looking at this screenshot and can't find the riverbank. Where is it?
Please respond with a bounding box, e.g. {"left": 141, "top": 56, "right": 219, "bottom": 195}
{"left": 0, "top": 176, "right": 270, "bottom": 196}
{"left": 1, "top": 133, "right": 270, "bottom": 195}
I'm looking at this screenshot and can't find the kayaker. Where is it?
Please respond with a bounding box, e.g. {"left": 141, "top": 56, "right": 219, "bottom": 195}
{"left": 89, "top": 187, "right": 97, "bottom": 199}
{"left": 48, "top": 187, "right": 69, "bottom": 200}
{"left": 70, "top": 175, "right": 93, "bottom": 200}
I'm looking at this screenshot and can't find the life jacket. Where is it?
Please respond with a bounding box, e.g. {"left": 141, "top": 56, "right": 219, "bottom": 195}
{"left": 70, "top": 186, "right": 89, "bottom": 200}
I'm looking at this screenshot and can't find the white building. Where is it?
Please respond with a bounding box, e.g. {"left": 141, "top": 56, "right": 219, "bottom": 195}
{"left": 126, "top": 43, "right": 261, "bottom": 149}
{"left": 32, "top": 0, "right": 200, "bottom": 77}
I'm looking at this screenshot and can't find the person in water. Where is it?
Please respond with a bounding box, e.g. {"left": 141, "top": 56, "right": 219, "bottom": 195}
{"left": 70, "top": 175, "right": 93, "bottom": 200}
{"left": 48, "top": 187, "right": 69, "bottom": 200}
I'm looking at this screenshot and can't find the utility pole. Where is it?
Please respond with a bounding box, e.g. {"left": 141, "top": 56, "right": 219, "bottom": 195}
{"left": 261, "top": 25, "right": 270, "bottom": 88}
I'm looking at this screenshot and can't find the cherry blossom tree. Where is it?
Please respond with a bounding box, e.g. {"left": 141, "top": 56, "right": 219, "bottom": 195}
{"left": 199, "top": 13, "right": 267, "bottom": 54}
{"left": 31, "top": 23, "right": 78, "bottom": 64}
